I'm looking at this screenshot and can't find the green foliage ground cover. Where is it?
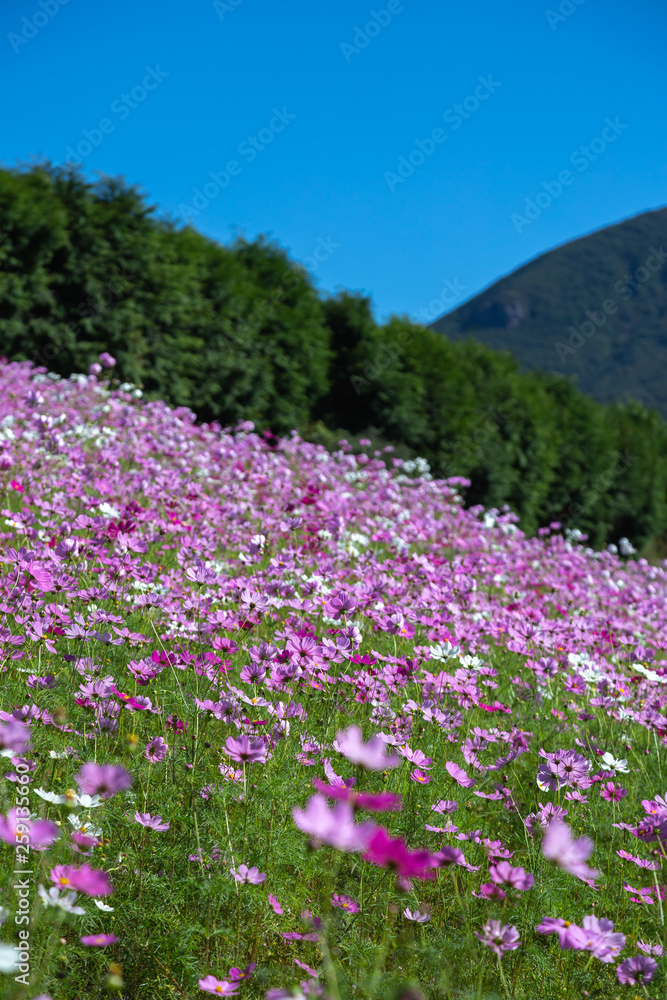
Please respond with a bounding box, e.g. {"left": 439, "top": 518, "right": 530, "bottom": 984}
{"left": 1, "top": 362, "right": 667, "bottom": 999}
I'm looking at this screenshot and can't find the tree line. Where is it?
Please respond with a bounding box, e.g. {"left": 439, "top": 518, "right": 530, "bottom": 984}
{"left": 1, "top": 163, "right": 666, "bottom": 552}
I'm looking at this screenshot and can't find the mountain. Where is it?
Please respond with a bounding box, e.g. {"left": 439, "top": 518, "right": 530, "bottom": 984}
{"left": 431, "top": 209, "right": 667, "bottom": 418}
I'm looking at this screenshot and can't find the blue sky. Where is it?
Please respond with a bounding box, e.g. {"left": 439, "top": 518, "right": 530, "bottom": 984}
{"left": 2, "top": 0, "right": 665, "bottom": 324}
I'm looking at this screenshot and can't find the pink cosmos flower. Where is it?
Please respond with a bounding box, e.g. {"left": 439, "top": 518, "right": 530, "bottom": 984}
{"left": 431, "top": 845, "right": 466, "bottom": 867}
{"left": 536, "top": 917, "right": 586, "bottom": 949}
{"left": 474, "top": 920, "right": 520, "bottom": 956}
{"left": 334, "top": 725, "right": 400, "bottom": 770}
{"left": 331, "top": 894, "right": 359, "bottom": 912}
{"left": 410, "top": 768, "right": 431, "bottom": 784}
{"left": 145, "top": 737, "right": 168, "bottom": 762}
{"left": 75, "top": 763, "right": 132, "bottom": 799}
{"left": 50, "top": 863, "right": 114, "bottom": 897}
{"left": 616, "top": 849, "right": 661, "bottom": 870}
{"left": 541, "top": 820, "right": 600, "bottom": 881}
{"left": 268, "top": 893, "right": 284, "bottom": 915}
{"left": 0, "top": 809, "right": 59, "bottom": 851}
{"left": 488, "top": 861, "right": 534, "bottom": 891}
{"left": 579, "top": 915, "right": 625, "bottom": 962}
{"left": 623, "top": 882, "right": 660, "bottom": 904}
{"left": 431, "top": 800, "right": 458, "bottom": 814}
{"left": 198, "top": 976, "right": 239, "bottom": 995}
{"left": 397, "top": 746, "right": 433, "bottom": 769}
{"left": 99, "top": 352, "right": 116, "bottom": 367}
{"left": 294, "top": 957, "right": 319, "bottom": 977}
{"left": 472, "top": 882, "right": 506, "bottom": 901}
{"left": 292, "top": 794, "right": 375, "bottom": 852}
{"left": 230, "top": 864, "right": 266, "bottom": 884}
{"left": 616, "top": 955, "right": 657, "bottom": 985}
{"left": 404, "top": 908, "right": 430, "bottom": 923}
{"left": 637, "top": 940, "right": 663, "bottom": 956}
{"left": 0, "top": 719, "right": 31, "bottom": 755}
{"left": 134, "top": 812, "right": 170, "bottom": 832}
{"left": 80, "top": 934, "right": 118, "bottom": 946}
{"left": 445, "top": 762, "right": 475, "bottom": 788}
{"left": 223, "top": 735, "right": 267, "bottom": 765}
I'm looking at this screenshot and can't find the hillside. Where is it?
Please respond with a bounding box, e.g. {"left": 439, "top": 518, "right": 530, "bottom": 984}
{"left": 431, "top": 210, "right": 667, "bottom": 418}
{"left": 2, "top": 163, "right": 667, "bottom": 551}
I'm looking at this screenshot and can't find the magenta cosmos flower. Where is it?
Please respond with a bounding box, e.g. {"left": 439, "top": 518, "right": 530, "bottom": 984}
{"left": 75, "top": 762, "right": 132, "bottom": 799}
{"left": 312, "top": 778, "right": 401, "bottom": 812}
{"left": 268, "top": 893, "right": 283, "bottom": 914}
{"left": 541, "top": 820, "right": 600, "bottom": 881}
{"left": 223, "top": 735, "right": 267, "bottom": 765}
{"left": 474, "top": 920, "right": 520, "bottom": 956}
{"left": 198, "top": 975, "right": 239, "bottom": 995}
{"left": 228, "top": 964, "right": 255, "bottom": 982}
{"left": 80, "top": 933, "right": 118, "bottom": 946}
{"left": 331, "top": 894, "right": 359, "bottom": 912}
{"left": 134, "top": 812, "right": 170, "bottom": 832}
{"left": 230, "top": 864, "right": 265, "bottom": 884}
{"left": 363, "top": 828, "right": 434, "bottom": 881}
{"left": 334, "top": 725, "right": 400, "bottom": 770}
{"left": 616, "top": 955, "right": 657, "bottom": 985}
{"left": 145, "top": 736, "right": 168, "bottom": 762}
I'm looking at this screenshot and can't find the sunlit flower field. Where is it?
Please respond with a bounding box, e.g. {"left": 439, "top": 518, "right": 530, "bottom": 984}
{"left": 1, "top": 356, "right": 667, "bottom": 1000}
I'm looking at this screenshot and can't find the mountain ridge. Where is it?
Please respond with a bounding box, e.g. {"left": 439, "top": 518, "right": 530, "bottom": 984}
{"left": 431, "top": 207, "right": 667, "bottom": 418}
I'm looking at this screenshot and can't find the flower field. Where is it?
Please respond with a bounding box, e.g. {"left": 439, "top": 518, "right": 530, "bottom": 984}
{"left": 1, "top": 357, "right": 667, "bottom": 999}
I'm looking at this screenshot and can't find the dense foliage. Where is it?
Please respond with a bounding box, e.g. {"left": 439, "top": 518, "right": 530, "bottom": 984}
{"left": 1, "top": 361, "right": 667, "bottom": 999}
{"left": 1, "top": 164, "right": 667, "bottom": 551}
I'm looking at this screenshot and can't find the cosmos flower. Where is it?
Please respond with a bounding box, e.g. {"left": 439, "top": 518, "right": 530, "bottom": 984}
{"left": 145, "top": 737, "right": 168, "bottom": 762}
{"left": 541, "top": 821, "right": 600, "bottom": 882}
{"left": 74, "top": 763, "right": 132, "bottom": 799}
{"left": 292, "top": 794, "right": 375, "bottom": 852}
{"left": 334, "top": 725, "right": 400, "bottom": 770}
{"left": 198, "top": 976, "right": 239, "bottom": 995}
{"left": 331, "top": 894, "right": 359, "bottom": 912}
{"left": 223, "top": 735, "right": 267, "bottom": 765}
{"left": 134, "top": 812, "right": 170, "bottom": 832}
{"left": 80, "top": 934, "right": 119, "bottom": 946}
{"left": 474, "top": 920, "right": 520, "bottom": 956}
{"left": 600, "top": 752, "right": 629, "bottom": 773}
{"left": 230, "top": 864, "right": 265, "bottom": 884}
{"left": 616, "top": 955, "right": 657, "bottom": 985}
{"left": 488, "top": 861, "right": 534, "bottom": 891}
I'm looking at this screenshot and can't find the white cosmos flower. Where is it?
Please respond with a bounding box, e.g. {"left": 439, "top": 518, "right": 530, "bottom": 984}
{"left": 601, "top": 752, "right": 629, "bottom": 773}
{"left": 33, "top": 788, "right": 67, "bottom": 804}
{"left": 33, "top": 788, "right": 101, "bottom": 809}
{"left": 67, "top": 815, "right": 102, "bottom": 836}
{"left": 0, "top": 944, "right": 20, "bottom": 974}
{"left": 633, "top": 663, "right": 667, "bottom": 684}
{"left": 37, "top": 885, "right": 85, "bottom": 915}
{"left": 94, "top": 899, "right": 115, "bottom": 912}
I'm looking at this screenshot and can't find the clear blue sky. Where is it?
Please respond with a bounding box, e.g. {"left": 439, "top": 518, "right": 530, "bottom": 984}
{"left": 2, "top": 0, "right": 665, "bottom": 324}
